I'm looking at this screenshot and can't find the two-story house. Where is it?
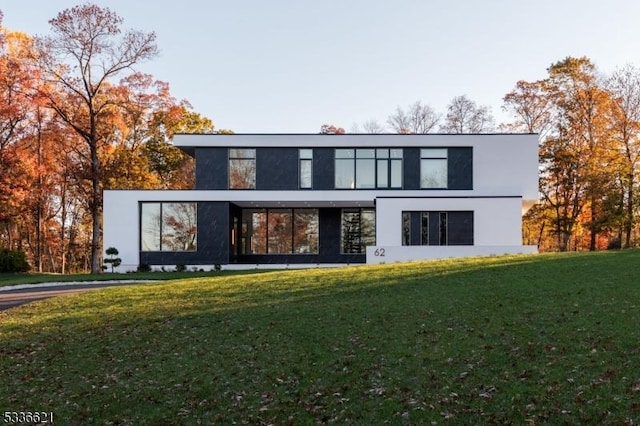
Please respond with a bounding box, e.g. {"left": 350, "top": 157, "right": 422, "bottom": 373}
{"left": 103, "top": 133, "right": 538, "bottom": 271}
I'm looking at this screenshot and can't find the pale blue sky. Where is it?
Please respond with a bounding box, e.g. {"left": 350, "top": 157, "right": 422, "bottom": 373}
{"left": 2, "top": 1, "right": 640, "bottom": 132}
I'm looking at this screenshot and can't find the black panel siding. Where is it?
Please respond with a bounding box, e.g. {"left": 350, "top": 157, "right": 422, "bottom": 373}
{"left": 448, "top": 147, "right": 473, "bottom": 190}
{"left": 403, "top": 148, "right": 421, "bottom": 190}
{"left": 140, "top": 202, "right": 230, "bottom": 266}
{"left": 447, "top": 211, "right": 474, "bottom": 245}
{"left": 314, "top": 148, "right": 335, "bottom": 190}
{"left": 195, "top": 148, "right": 228, "bottom": 190}
{"left": 256, "top": 148, "right": 298, "bottom": 190}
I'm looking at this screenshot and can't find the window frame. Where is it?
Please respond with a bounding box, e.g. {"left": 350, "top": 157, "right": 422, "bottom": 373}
{"left": 340, "top": 208, "right": 376, "bottom": 254}
{"left": 335, "top": 148, "right": 403, "bottom": 189}
{"left": 229, "top": 148, "right": 256, "bottom": 189}
{"left": 140, "top": 202, "right": 197, "bottom": 252}
{"left": 420, "top": 148, "right": 448, "bottom": 189}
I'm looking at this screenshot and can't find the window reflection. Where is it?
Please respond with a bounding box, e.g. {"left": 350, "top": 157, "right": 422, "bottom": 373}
{"left": 294, "top": 209, "right": 319, "bottom": 253}
{"left": 140, "top": 202, "right": 197, "bottom": 252}
{"left": 229, "top": 148, "right": 256, "bottom": 189}
{"left": 341, "top": 208, "right": 375, "bottom": 254}
{"left": 241, "top": 208, "right": 319, "bottom": 255}
{"left": 421, "top": 149, "right": 448, "bottom": 188}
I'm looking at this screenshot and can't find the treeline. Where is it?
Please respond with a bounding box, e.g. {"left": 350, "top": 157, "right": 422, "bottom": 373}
{"left": 0, "top": 5, "right": 224, "bottom": 273}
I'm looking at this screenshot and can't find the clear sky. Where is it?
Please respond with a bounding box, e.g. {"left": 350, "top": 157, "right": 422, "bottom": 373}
{"left": 2, "top": 0, "right": 640, "bottom": 133}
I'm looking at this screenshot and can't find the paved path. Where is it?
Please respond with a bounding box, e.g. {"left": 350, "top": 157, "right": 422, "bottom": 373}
{"left": 0, "top": 281, "right": 155, "bottom": 311}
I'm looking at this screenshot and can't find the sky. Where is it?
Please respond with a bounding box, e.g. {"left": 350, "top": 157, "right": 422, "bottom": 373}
{"left": 2, "top": 0, "right": 640, "bottom": 133}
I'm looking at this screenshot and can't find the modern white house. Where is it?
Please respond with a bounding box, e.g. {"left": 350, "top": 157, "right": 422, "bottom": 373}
{"left": 103, "top": 133, "right": 538, "bottom": 271}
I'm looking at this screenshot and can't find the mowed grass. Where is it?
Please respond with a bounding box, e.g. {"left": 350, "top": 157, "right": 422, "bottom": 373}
{"left": 1, "top": 251, "right": 639, "bottom": 425}
{"left": 0, "top": 269, "right": 264, "bottom": 286}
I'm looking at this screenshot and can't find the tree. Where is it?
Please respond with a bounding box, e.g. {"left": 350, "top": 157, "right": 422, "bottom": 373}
{"left": 387, "top": 101, "right": 439, "bottom": 134}
{"left": 319, "top": 124, "right": 345, "bottom": 134}
{"left": 502, "top": 80, "right": 554, "bottom": 136}
{"left": 34, "top": 4, "right": 158, "bottom": 273}
{"left": 440, "top": 95, "right": 495, "bottom": 133}
{"left": 546, "top": 57, "right": 614, "bottom": 251}
{"left": 606, "top": 65, "right": 640, "bottom": 248}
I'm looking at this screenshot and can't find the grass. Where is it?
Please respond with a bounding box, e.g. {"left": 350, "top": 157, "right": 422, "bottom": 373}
{"left": 0, "top": 269, "right": 266, "bottom": 286}
{"left": 1, "top": 251, "right": 639, "bottom": 424}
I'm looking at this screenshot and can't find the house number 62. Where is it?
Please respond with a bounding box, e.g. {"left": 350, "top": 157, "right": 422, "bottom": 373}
{"left": 374, "top": 248, "right": 386, "bottom": 256}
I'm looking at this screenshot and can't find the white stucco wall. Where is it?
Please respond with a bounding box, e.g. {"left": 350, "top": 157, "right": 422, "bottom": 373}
{"left": 374, "top": 196, "right": 524, "bottom": 246}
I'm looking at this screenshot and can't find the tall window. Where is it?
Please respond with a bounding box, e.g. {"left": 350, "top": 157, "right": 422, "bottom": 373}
{"left": 335, "top": 148, "right": 403, "bottom": 189}
{"left": 402, "top": 212, "right": 411, "bottom": 246}
{"left": 341, "top": 208, "right": 375, "bottom": 254}
{"left": 229, "top": 148, "right": 256, "bottom": 189}
{"left": 241, "top": 208, "right": 319, "bottom": 255}
{"left": 421, "top": 148, "right": 448, "bottom": 188}
{"left": 141, "top": 202, "right": 197, "bottom": 251}
{"left": 300, "top": 149, "right": 313, "bottom": 189}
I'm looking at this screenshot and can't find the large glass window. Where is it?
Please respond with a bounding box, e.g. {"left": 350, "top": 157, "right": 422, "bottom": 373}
{"left": 336, "top": 148, "right": 403, "bottom": 189}
{"left": 294, "top": 209, "right": 319, "bottom": 253}
{"left": 229, "top": 148, "right": 256, "bottom": 189}
{"left": 241, "top": 208, "right": 319, "bottom": 255}
{"left": 268, "top": 209, "right": 293, "bottom": 254}
{"left": 141, "top": 202, "right": 197, "bottom": 252}
{"left": 421, "top": 148, "right": 448, "bottom": 188}
{"left": 341, "top": 208, "right": 376, "bottom": 254}
{"left": 300, "top": 149, "right": 313, "bottom": 189}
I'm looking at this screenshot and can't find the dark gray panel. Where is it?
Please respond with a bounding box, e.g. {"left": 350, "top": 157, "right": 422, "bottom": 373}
{"left": 314, "top": 148, "right": 335, "bottom": 190}
{"left": 195, "top": 148, "right": 228, "bottom": 190}
{"left": 448, "top": 211, "right": 474, "bottom": 245}
{"left": 256, "top": 148, "right": 298, "bottom": 190}
{"left": 448, "top": 147, "right": 473, "bottom": 190}
{"left": 403, "top": 148, "right": 420, "bottom": 190}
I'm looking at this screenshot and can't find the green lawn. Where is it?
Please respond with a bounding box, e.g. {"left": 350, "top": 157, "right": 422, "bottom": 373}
{"left": 0, "top": 269, "right": 265, "bottom": 286}
{"left": 1, "top": 251, "right": 639, "bottom": 424}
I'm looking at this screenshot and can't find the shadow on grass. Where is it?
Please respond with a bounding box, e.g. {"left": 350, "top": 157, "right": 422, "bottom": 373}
{"left": 1, "top": 250, "right": 639, "bottom": 424}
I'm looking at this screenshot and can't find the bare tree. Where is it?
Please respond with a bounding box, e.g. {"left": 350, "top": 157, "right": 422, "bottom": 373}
{"left": 387, "top": 101, "right": 439, "bottom": 134}
{"left": 361, "top": 119, "right": 385, "bottom": 134}
{"left": 440, "top": 95, "right": 495, "bottom": 133}
{"left": 34, "top": 4, "right": 158, "bottom": 273}
{"left": 606, "top": 64, "right": 640, "bottom": 248}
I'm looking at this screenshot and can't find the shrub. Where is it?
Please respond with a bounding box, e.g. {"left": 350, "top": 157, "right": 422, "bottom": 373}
{"left": 137, "top": 263, "right": 152, "bottom": 272}
{"left": 103, "top": 247, "right": 122, "bottom": 273}
{"left": 175, "top": 263, "right": 187, "bottom": 272}
{"left": 0, "top": 248, "right": 31, "bottom": 273}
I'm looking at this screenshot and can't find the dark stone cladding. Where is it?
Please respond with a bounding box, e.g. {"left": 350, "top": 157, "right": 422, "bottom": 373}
{"left": 256, "top": 148, "right": 298, "bottom": 190}
{"left": 195, "top": 148, "right": 228, "bottom": 190}
{"left": 448, "top": 147, "right": 473, "bottom": 190}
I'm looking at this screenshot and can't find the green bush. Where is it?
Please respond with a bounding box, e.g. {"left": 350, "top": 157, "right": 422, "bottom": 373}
{"left": 137, "top": 263, "right": 152, "bottom": 272}
{"left": 0, "top": 248, "right": 31, "bottom": 273}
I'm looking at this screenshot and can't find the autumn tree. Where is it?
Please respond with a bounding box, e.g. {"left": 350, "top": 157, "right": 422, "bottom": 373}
{"left": 502, "top": 80, "right": 554, "bottom": 136}
{"left": 34, "top": 4, "right": 158, "bottom": 273}
{"left": 440, "top": 95, "right": 495, "bottom": 133}
{"left": 387, "top": 101, "right": 439, "bottom": 134}
{"left": 320, "top": 124, "right": 346, "bottom": 134}
{"left": 0, "top": 23, "right": 38, "bottom": 248}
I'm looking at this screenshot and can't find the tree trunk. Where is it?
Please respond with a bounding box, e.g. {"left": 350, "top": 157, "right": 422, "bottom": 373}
{"left": 90, "top": 143, "right": 101, "bottom": 274}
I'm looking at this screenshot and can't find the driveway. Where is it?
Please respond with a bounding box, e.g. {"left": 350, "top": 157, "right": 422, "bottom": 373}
{"left": 0, "top": 281, "right": 155, "bottom": 311}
